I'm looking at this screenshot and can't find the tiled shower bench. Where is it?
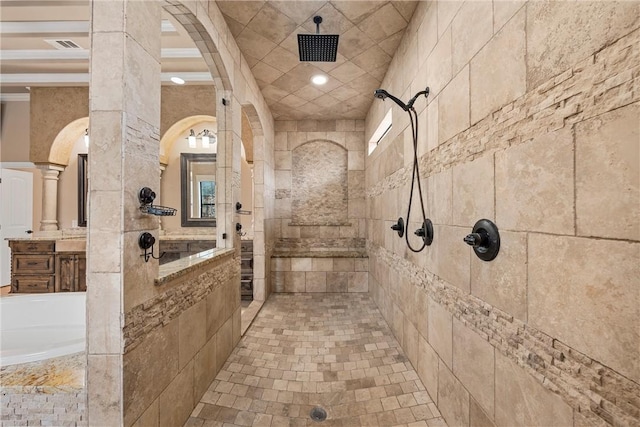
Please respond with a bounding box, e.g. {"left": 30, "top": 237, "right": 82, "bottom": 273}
{"left": 271, "top": 251, "right": 368, "bottom": 293}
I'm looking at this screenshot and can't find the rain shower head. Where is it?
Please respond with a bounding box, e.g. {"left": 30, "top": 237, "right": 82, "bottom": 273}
{"left": 298, "top": 16, "right": 339, "bottom": 62}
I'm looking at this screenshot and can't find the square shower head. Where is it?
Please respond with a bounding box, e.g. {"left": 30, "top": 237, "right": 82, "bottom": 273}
{"left": 298, "top": 34, "right": 339, "bottom": 62}
{"left": 298, "top": 16, "right": 339, "bottom": 62}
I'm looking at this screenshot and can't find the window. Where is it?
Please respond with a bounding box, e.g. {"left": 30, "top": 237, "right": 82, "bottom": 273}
{"left": 199, "top": 181, "right": 216, "bottom": 218}
{"left": 368, "top": 109, "right": 393, "bottom": 155}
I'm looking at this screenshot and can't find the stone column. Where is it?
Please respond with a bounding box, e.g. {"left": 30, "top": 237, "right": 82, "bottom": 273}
{"left": 37, "top": 164, "right": 65, "bottom": 233}
{"left": 216, "top": 91, "right": 242, "bottom": 250}
{"left": 86, "top": 0, "right": 161, "bottom": 425}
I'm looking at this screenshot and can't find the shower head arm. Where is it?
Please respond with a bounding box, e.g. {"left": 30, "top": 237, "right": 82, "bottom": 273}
{"left": 406, "top": 87, "right": 430, "bottom": 110}
{"left": 313, "top": 15, "right": 322, "bottom": 34}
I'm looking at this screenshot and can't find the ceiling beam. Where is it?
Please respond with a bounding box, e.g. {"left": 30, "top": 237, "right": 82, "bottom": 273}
{"left": 0, "top": 93, "right": 30, "bottom": 102}
{"left": 0, "top": 72, "right": 213, "bottom": 84}
{"left": 0, "top": 20, "right": 176, "bottom": 34}
{"left": 0, "top": 48, "right": 202, "bottom": 61}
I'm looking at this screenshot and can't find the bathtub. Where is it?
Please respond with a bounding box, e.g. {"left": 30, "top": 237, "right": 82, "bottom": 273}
{"left": 0, "top": 293, "right": 85, "bottom": 366}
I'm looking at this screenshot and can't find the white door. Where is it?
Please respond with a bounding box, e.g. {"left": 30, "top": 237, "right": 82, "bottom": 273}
{"left": 0, "top": 169, "right": 34, "bottom": 287}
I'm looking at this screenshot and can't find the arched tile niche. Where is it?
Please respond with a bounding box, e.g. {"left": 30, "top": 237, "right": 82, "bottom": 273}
{"left": 291, "top": 140, "right": 349, "bottom": 226}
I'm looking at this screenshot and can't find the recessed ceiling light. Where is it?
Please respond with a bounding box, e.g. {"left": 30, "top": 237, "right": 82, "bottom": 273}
{"left": 171, "top": 76, "right": 185, "bottom": 85}
{"left": 311, "top": 74, "right": 328, "bottom": 85}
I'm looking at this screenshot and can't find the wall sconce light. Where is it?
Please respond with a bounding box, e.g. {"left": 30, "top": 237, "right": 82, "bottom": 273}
{"left": 201, "top": 129, "right": 215, "bottom": 149}
{"left": 84, "top": 128, "right": 89, "bottom": 148}
{"left": 186, "top": 129, "right": 217, "bottom": 150}
{"left": 188, "top": 129, "right": 197, "bottom": 148}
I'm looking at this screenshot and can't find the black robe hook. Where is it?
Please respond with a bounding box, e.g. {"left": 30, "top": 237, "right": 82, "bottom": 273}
{"left": 138, "top": 232, "right": 165, "bottom": 262}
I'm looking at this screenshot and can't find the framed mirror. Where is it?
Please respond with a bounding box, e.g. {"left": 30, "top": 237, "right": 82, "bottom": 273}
{"left": 77, "top": 154, "right": 88, "bottom": 227}
{"left": 180, "top": 153, "right": 217, "bottom": 227}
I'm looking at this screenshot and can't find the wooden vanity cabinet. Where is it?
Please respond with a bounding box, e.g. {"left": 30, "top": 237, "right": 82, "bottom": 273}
{"left": 56, "top": 252, "right": 87, "bottom": 292}
{"left": 8, "top": 240, "right": 86, "bottom": 293}
{"left": 9, "top": 241, "right": 56, "bottom": 293}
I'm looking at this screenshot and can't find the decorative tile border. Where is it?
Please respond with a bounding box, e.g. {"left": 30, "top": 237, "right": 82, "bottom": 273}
{"left": 368, "top": 242, "right": 640, "bottom": 427}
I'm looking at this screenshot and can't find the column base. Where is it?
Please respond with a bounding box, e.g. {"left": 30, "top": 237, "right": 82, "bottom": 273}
{"left": 40, "top": 220, "right": 59, "bottom": 232}
{"left": 34, "top": 230, "right": 63, "bottom": 239}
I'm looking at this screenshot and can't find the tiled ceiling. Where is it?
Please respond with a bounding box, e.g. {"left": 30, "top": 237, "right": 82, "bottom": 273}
{"left": 0, "top": 0, "right": 418, "bottom": 121}
{"left": 217, "top": 1, "right": 418, "bottom": 120}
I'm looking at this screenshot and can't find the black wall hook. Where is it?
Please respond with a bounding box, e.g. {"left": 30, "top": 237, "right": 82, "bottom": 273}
{"left": 464, "top": 219, "right": 500, "bottom": 261}
{"left": 138, "top": 232, "right": 165, "bottom": 262}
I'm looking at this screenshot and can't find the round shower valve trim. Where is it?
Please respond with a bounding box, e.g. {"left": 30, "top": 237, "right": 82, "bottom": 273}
{"left": 464, "top": 219, "right": 500, "bottom": 261}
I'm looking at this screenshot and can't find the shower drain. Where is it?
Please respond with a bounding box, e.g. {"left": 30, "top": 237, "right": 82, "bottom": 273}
{"left": 309, "top": 406, "right": 327, "bottom": 422}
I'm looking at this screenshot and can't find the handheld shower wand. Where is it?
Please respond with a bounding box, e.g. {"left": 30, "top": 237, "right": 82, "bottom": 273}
{"left": 373, "top": 89, "right": 410, "bottom": 111}
{"left": 373, "top": 86, "right": 432, "bottom": 252}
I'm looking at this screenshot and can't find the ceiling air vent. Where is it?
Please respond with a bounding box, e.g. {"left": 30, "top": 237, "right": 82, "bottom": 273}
{"left": 44, "top": 39, "right": 82, "bottom": 50}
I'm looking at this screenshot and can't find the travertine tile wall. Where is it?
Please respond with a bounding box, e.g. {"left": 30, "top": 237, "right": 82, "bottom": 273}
{"left": 87, "top": 1, "right": 163, "bottom": 425}
{"left": 86, "top": 0, "right": 276, "bottom": 425}
{"left": 271, "top": 255, "right": 368, "bottom": 293}
{"left": 245, "top": 104, "right": 276, "bottom": 301}
{"left": 124, "top": 252, "right": 240, "bottom": 426}
{"left": 272, "top": 119, "right": 367, "bottom": 253}
{"left": 365, "top": 2, "right": 639, "bottom": 427}
{"left": 270, "top": 120, "right": 368, "bottom": 293}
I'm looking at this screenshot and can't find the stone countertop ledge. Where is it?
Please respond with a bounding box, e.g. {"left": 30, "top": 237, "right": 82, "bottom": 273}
{"left": 4, "top": 236, "right": 83, "bottom": 241}
{"left": 6, "top": 235, "right": 216, "bottom": 242}
{"left": 272, "top": 250, "right": 368, "bottom": 258}
{"left": 287, "top": 222, "right": 352, "bottom": 227}
{"left": 5, "top": 236, "right": 232, "bottom": 288}
{"left": 156, "top": 247, "right": 235, "bottom": 286}
{"left": 155, "top": 235, "right": 216, "bottom": 241}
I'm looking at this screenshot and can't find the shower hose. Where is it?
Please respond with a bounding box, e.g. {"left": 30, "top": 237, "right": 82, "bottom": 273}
{"left": 373, "top": 87, "right": 430, "bottom": 252}
{"left": 404, "top": 95, "right": 429, "bottom": 252}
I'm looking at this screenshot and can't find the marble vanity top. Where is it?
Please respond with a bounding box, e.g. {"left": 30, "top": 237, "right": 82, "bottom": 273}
{"left": 158, "top": 235, "right": 216, "bottom": 241}
{"left": 156, "top": 247, "right": 234, "bottom": 286}
{"left": 6, "top": 235, "right": 216, "bottom": 242}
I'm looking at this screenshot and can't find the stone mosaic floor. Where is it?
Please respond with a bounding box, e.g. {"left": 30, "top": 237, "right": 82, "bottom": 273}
{"left": 185, "top": 293, "right": 447, "bottom": 427}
